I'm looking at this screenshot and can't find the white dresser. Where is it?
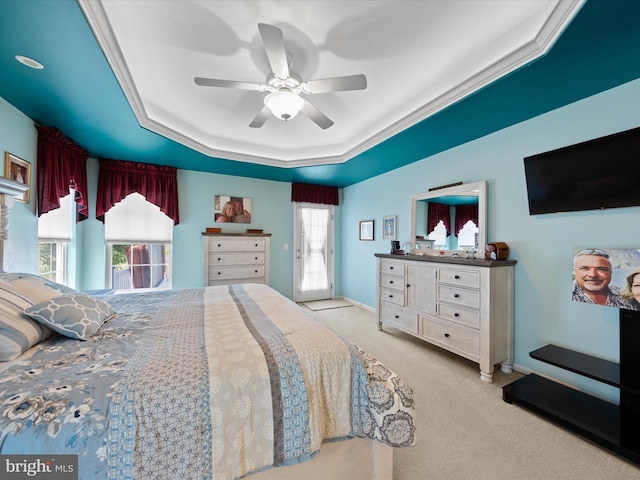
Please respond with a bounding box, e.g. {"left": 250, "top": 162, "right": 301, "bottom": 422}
{"left": 375, "top": 253, "right": 515, "bottom": 382}
{"left": 202, "top": 233, "right": 271, "bottom": 286}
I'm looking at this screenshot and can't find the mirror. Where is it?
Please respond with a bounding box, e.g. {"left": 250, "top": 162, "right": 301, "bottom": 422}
{"left": 410, "top": 180, "right": 487, "bottom": 254}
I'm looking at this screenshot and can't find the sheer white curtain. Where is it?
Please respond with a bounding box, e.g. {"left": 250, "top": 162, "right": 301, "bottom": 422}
{"left": 300, "top": 207, "right": 329, "bottom": 291}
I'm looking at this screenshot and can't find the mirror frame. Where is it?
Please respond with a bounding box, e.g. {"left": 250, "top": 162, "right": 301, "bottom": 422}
{"left": 410, "top": 180, "right": 487, "bottom": 254}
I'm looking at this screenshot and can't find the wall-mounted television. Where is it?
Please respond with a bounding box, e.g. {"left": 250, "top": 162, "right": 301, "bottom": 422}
{"left": 524, "top": 126, "right": 640, "bottom": 215}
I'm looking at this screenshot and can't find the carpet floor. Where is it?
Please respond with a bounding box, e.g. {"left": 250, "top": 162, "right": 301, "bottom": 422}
{"left": 302, "top": 302, "right": 640, "bottom": 480}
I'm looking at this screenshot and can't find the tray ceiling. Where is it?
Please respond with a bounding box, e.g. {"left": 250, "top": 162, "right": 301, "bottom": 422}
{"left": 78, "top": 0, "right": 583, "bottom": 168}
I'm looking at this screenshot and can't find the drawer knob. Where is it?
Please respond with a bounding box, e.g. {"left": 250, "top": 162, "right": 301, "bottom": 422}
{"left": 255, "top": 243, "right": 258, "bottom": 247}
{"left": 406, "top": 283, "right": 411, "bottom": 288}
{"left": 217, "top": 258, "right": 221, "bottom": 261}
{"left": 389, "top": 280, "right": 394, "bottom": 284}
{"left": 454, "top": 275, "right": 460, "bottom": 279}
{"left": 395, "top": 315, "right": 400, "bottom": 319}
{"left": 454, "top": 313, "right": 460, "bottom": 317}
{"left": 454, "top": 293, "right": 460, "bottom": 298}
{"left": 255, "top": 257, "right": 258, "bottom": 260}
{"left": 255, "top": 270, "right": 258, "bottom": 273}
{"left": 217, "top": 244, "right": 222, "bottom": 247}
{"left": 444, "top": 333, "right": 450, "bottom": 338}
{"left": 217, "top": 272, "right": 221, "bottom": 275}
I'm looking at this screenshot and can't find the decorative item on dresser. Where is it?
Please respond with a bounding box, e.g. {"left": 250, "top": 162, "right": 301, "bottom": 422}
{"left": 375, "top": 253, "right": 516, "bottom": 382}
{"left": 202, "top": 232, "right": 271, "bottom": 286}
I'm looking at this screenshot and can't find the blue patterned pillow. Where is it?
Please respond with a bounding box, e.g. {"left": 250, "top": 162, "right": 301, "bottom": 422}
{"left": 0, "top": 273, "right": 84, "bottom": 360}
{"left": 24, "top": 293, "right": 117, "bottom": 340}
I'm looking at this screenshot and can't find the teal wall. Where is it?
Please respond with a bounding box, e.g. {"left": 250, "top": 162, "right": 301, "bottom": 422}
{"left": 3, "top": 78, "right": 640, "bottom": 403}
{"left": 0, "top": 97, "right": 38, "bottom": 272}
{"left": 341, "top": 78, "right": 640, "bottom": 403}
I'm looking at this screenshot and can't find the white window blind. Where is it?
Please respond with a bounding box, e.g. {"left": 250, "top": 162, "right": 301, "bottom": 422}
{"left": 38, "top": 192, "right": 74, "bottom": 241}
{"left": 105, "top": 192, "right": 173, "bottom": 243}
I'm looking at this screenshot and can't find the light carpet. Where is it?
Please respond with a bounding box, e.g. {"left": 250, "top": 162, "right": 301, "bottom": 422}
{"left": 306, "top": 303, "right": 640, "bottom": 480}
{"left": 301, "top": 298, "right": 353, "bottom": 311}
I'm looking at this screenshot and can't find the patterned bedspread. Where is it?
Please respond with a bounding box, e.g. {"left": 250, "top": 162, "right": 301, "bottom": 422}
{"left": 0, "top": 284, "right": 415, "bottom": 479}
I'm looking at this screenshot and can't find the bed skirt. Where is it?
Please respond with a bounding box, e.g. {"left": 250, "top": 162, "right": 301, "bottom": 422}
{"left": 247, "top": 437, "right": 393, "bottom": 480}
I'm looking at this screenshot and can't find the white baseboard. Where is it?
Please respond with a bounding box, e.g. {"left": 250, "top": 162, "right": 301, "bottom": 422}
{"left": 340, "top": 296, "right": 375, "bottom": 313}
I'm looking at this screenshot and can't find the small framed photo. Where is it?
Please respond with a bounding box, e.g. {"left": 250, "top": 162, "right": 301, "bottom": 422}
{"left": 382, "top": 215, "right": 397, "bottom": 240}
{"left": 359, "top": 220, "right": 374, "bottom": 241}
{"left": 4, "top": 152, "right": 30, "bottom": 203}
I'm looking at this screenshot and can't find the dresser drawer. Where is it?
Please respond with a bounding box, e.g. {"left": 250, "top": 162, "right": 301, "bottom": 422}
{"left": 437, "top": 285, "right": 480, "bottom": 309}
{"left": 380, "top": 260, "right": 404, "bottom": 277}
{"left": 208, "top": 265, "right": 265, "bottom": 281}
{"left": 381, "top": 303, "right": 418, "bottom": 333}
{"left": 380, "top": 287, "right": 404, "bottom": 306}
{"left": 437, "top": 303, "right": 480, "bottom": 329}
{"left": 209, "top": 252, "right": 265, "bottom": 266}
{"left": 209, "top": 238, "right": 266, "bottom": 252}
{"left": 421, "top": 317, "right": 479, "bottom": 359}
{"left": 438, "top": 267, "right": 480, "bottom": 288}
{"left": 380, "top": 273, "right": 404, "bottom": 291}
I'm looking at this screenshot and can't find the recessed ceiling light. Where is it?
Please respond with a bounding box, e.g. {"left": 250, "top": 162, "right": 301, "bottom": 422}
{"left": 15, "top": 55, "right": 44, "bottom": 70}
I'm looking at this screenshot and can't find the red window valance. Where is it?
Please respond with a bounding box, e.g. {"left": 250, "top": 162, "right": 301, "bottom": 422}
{"left": 96, "top": 159, "right": 180, "bottom": 225}
{"left": 454, "top": 204, "right": 479, "bottom": 236}
{"left": 36, "top": 125, "right": 89, "bottom": 222}
{"left": 427, "top": 202, "right": 450, "bottom": 235}
{"left": 291, "top": 182, "right": 339, "bottom": 205}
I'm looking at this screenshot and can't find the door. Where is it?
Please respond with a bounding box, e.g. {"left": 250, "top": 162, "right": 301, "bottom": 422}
{"left": 293, "top": 202, "right": 334, "bottom": 302}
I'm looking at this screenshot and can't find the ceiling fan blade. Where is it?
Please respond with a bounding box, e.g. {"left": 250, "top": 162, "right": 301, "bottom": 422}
{"left": 194, "top": 77, "right": 263, "bottom": 91}
{"left": 258, "top": 23, "right": 290, "bottom": 79}
{"left": 304, "top": 74, "right": 367, "bottom": 94}
{"left": 301, "top": 100, "right": 334, "bottom": 129}
{"left": 249, "top": 105, "right": 272, "bottom": 128}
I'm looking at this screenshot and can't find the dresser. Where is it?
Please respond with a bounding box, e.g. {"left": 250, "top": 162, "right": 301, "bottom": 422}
{"left": 202, "top": 233, "right": 271, "bottom": 286}
{"left": 375, "top": 253, "right": 516, "bottom": 382}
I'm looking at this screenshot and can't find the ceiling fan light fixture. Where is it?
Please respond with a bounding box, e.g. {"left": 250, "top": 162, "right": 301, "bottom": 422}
{"left": 264, "top": 89, "right": 304, "bottom": 121}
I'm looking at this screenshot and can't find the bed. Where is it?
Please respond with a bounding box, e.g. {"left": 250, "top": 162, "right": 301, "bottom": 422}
{"left": 0, "top": 273, "right": 415, "bottom": 480}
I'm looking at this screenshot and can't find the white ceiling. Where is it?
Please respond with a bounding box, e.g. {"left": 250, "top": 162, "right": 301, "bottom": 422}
{"left": 78, "top": 0, "right": 583, "bottom": 169}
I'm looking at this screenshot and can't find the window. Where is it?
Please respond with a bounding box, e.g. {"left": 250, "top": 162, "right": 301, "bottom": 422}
{"left": 38, "top": 192, "right": 74, "bottom": 284}
{"left": 38, "top": 242, "right": 66, "bottom": 283}
{"left": 428, "top": 220, "right": 447, "bottom": 248}
{"left": 105, "top": 192, "right": 173, "bottom": 291}
{"left": 457, "top": 220, "right": 479, "bottom": 250}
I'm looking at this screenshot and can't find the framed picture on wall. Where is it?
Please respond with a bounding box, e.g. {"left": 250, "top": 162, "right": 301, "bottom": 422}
{"left": 382, "top": 215, "right": 397, "bottom": 240}
{"left": 359, "top": 220, "right": 374, "bottom": 241}
{"left": 4, "top": 152, "right": 30, "bottom": 203}
{"left": 214, "top": 195, "right": 252, "bottom": 223}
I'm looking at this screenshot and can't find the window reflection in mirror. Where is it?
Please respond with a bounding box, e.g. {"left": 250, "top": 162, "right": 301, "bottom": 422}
{"left": 410, "top": 181, "right": 487, "bottom": 254}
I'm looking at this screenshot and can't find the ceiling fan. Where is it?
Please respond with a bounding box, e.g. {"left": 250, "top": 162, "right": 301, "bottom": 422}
{"left": 194, "top": 23, "right": 367, "bottom": 129}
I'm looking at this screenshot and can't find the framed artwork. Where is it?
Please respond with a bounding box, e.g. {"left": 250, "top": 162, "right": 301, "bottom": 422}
{"left": 359, "top": 220, "right": 374, "bottom": 241}
{"left": 382, "top": 215, "right": 397, "bottom": 240}
{"left": 4, "top": 152, "right": 30, "bottom": 203}
{"left": 214, "top": 195, "right": 252, "bottom": 223}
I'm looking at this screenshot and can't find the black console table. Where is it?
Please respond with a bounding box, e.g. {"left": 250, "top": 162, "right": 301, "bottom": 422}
{"left": 502, "top": 309, "right": 640, "bottom": 464}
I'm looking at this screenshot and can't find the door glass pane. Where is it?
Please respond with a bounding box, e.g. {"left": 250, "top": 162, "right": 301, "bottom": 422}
{"left": 300, "top": 207, "right": 329, "bottom": 292}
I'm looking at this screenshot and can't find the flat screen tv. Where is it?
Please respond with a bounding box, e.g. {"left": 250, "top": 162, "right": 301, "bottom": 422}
{"left": 524, "top": 126, "right": 640, "bottom": 215}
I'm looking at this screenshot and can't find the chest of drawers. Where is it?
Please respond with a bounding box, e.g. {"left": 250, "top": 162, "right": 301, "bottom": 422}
{"left": 375, "top": 254, "right": 515, "bottom": 382}
{"left": 202, "top": 233, "right": 271, "bottom": 286}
